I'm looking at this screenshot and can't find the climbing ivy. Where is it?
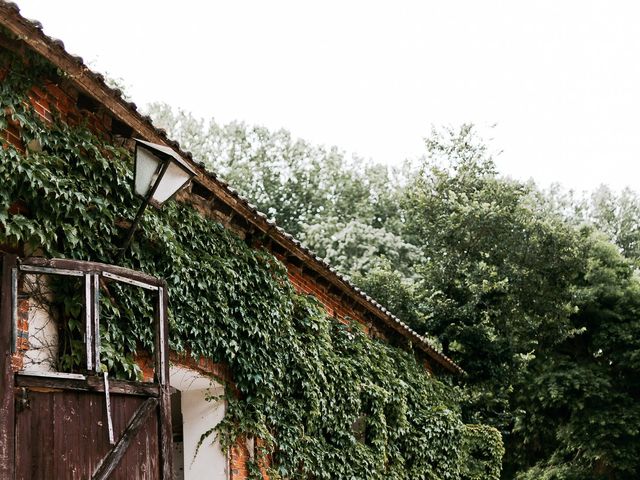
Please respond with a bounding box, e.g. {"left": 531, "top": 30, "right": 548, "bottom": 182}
{"left": 0, "top": 43, "right": 502, "bottom": 479}
{"left": 460, "top": 425, "right": 505, "bottom": 480}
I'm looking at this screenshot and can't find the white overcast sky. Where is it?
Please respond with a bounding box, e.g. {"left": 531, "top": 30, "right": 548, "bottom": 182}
{"left": 13, "top": 0, "right": 640, "bottom": 193}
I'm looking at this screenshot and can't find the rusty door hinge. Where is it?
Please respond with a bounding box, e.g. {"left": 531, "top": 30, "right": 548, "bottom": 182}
{"left": 15, "top": 387, "right": 29, "bottom": 412}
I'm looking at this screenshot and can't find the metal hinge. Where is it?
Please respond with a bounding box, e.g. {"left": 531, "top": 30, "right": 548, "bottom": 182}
{"left": 15, "top": 387, "right": 30, "bottom": 412}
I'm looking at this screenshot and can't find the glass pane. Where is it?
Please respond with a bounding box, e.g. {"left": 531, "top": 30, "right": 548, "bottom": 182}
{"left": 135, "top": 146, "right": 162, "bottom": 198}
{"left": 152, "top": 161, "right": 191, "bottom": 205}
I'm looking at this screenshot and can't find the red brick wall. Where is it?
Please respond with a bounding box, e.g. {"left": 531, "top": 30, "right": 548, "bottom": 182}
{"left": 230, "top": 439, "right": 251, "bottom": 480}
{"left": 229, "top": 437, "right": 270, "bottom": 480}
{"left": 27, "top": 80, "right": 112, "bottom": 133}
{"left": 11, "top": 294, "right": 28, "bottom": 372}
{"left": 169, "top": 351, "right": 233, "bottom": 385}
{"left": 287, "top": 268, "right": 364, "bottom": 325}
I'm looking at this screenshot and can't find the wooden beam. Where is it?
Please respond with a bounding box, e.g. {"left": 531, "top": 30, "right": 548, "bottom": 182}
{"left": 0, "top": 254, "right": 17, "bottom": 479}
{"left": 15, "top": 373, "right": 161, "bottom": 397}
{"left": 156, "top": 284, "right": 173, "bottom": 479}
{"left": 287, "top": 255, "right": 303, "bottom": 268}
{"left": 20, "top": 257, "right": 163, "bottom": 287}
{"left": 91, "top": 397, "right": 158, "bottom": 480}
{"left": 302, "top": 266, "right": 320, "bottom": 280}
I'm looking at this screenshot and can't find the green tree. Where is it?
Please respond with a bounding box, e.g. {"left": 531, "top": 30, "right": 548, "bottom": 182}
{"left": 539, "top": 184, "right": 640, "bottom": 265}
{"left": 147, "top": 103, "right": 640, "bottom": 477}
{"left": 300, "top": 218, "right": 421, "bottom": 281}
{"left": 510, "top": 234, "right": 640, "bottom": 479}
{"left": 583, "top": 186, "right": 640, "bottom": 264}
{"left": 352, "top": 260, "right": 427, "bottom": 333}
{"left": 404, "top": 125, "right": 584, "bottom": 430}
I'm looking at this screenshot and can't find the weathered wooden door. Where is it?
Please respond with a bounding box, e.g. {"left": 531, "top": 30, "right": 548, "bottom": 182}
{"left": 1, "top": 255, "right": 173, "bottom": 480}
{"left": 15, "top": 388, "right": 160, "bottom": 479}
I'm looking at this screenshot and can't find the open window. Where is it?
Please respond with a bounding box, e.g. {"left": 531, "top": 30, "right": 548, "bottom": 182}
{"left": 17, "top": 269, "right": 83, "bottom": 374}
{"left": 12, "top": 259, "right": 167, "bottom": 383}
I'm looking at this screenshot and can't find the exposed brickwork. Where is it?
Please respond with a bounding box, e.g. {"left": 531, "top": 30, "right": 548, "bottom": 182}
{"left": 288, "top": 267, "right": 358, "bottom": 322}
{"left": 282, "top": 261, "right": 439, "bottom": 373}
{"left": 169, "top": 350, "right": 233, "bottom": 385}
{"left": 6, "top": 281, "right": 42, "bottom": 370}
{"left": 135, "top": 350, "right": 233, "bottom": 387}
{"left": 2, "top": 114, "right": 23, "bottom": 151}
{"left": 255, "top": 437, "right": 271, "bottom": 478}
{"left": 28, "top": 86, "right": 53, "bottom": 122}
{"left": 1, "top": 73, "right": 112, "bottom": 148}
{"left": 134, "top": 352, "right": 156, "bottom": 382}
{"left": 229, "top": 437, "right": 270, "bottom": 480}
{"left": 230, "top": 438, "right": 250, "bottom": 480}
{"left": 10, "top": 353, "right": 22, "bottom": 371}
{"left": 16, "top": 293, "right": 28, "bottom": 353}
{"left": 282, "top": 259, "right": 438, "bottom": 371}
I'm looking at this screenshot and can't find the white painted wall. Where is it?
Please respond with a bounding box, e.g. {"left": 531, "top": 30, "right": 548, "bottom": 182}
{"left": 170, "top": 366, "right": 228, "bottom": 480}
{"left": 182, "top": 389, "right": 227, "bottom": 479}
{"left": 22, "top": 274, "right": 58, "bottom": 373}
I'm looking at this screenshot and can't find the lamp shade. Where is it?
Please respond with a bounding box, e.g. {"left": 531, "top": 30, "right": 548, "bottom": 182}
{"left": 133, "top": 139, "right": 196, "bottom": 208}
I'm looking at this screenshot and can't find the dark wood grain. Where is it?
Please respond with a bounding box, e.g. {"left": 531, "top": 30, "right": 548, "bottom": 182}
{"left": 0, "top": 254, "right": 17, "bottom": 479}
{"left": 16, "top": 373, "right": 161, "bottom": 397}
{"left": 91, "top": 397, "right": 158, "bottom": 480}
{"left": 157, "top": 284, "right": 173, "bottom": 479}
{"left": 15, "top": 389, "right": 161, "bottom": 479}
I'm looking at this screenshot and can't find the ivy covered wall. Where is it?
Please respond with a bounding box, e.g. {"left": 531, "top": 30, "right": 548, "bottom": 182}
{"left": 0, "top": 41, "right": 503, "bottom": 479}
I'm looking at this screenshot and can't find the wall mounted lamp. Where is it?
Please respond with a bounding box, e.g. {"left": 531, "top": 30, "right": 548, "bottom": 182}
{"left": 117, "top": 138, "right": 196, "bottom": 260}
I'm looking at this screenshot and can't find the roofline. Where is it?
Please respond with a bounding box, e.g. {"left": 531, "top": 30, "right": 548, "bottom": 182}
{"left": 0, "top": 1, "right": 463, "bottom": 374}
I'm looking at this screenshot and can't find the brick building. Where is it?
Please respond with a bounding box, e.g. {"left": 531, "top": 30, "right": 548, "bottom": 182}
{"left": 0, "top": 2, "right": 462, "bottom": 479}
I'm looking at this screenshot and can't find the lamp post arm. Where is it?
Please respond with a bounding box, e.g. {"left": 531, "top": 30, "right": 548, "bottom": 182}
{"left": 116, "top": 197, "right": 150, "bottom": 261}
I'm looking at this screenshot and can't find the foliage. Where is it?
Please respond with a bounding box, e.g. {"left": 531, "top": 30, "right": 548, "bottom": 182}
{"left": 403, "top": 126, "right": 640, "bottom": 479}
{"left": 541, "top": 183, "right": 640, "bottom": 265}
{"left": 220, "top": 295, "right": 469, "bottom": 480}
{"left": 509, "top": 235, "right": 640, "bottom": 480}
{"left": 0, "top": 45, "right": 502, "bottom": 478}
{"left": 146, "top": 97, "right": 640, "bottom": 478}
{"left": 460, "top": 424, "right": 504, "bottom": 480}
{"left": 352, "top": 260, "right": 427, "bottom": 333}
{"left": 403, "top": 125, "right": 584, "bottom": 430}
{"left": 585, "top": 186, "right": 640, "bottom": 263}
{"left": 147, "top": 103, "right": 640, "bottom": 478}
{"left": 300, "top": 218, "right": 421, "bottom": 281}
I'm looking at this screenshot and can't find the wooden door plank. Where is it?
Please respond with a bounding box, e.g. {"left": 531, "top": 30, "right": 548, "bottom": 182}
{"left": 15, "top": 372, "right": 161, "bottom": 396}
{"left": 91, "top": 396, "right": 158, "bottom": 480}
